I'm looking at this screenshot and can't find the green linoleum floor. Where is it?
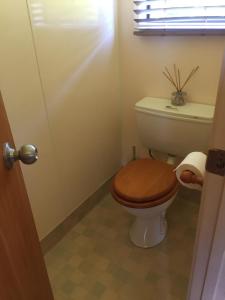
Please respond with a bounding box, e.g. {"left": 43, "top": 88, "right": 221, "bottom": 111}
{"left": 45, "top": 189, "right": 200, "bottom": 300}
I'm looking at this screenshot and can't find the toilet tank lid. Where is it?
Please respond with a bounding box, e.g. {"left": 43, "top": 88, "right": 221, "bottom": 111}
{"left": 135, "top": 97, "right": 215, "bottom": 123}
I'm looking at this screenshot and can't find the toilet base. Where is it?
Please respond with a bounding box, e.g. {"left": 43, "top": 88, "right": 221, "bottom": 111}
{"left": 129, "top": 212, "right": 167, "bottom": 248}
{"left": 123, "top": 194, "right": 176, "bottom": 248}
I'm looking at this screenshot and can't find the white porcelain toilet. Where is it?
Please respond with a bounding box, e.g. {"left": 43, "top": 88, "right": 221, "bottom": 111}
{"left": 111, "top": 97, "right": 215, "bottom": 248}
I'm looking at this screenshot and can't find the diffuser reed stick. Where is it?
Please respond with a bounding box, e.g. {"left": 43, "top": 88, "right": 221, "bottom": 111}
{"left": 180, "top": 66, "right": 199, "bottom": 91}
{"left": 162, "top": 71, "right": 177, "bottom": 90}
{"left": 178, "top": 68, "right": 181, "bottom": 91}
{"left": 174, "top": 64, "right": 178, "bottom": 91}
{"left": 165, "top": 67, "right": 177, "bottom": 88}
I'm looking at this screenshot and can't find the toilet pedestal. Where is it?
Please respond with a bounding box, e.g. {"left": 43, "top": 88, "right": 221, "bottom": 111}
{"left": 129, "top": 212, "right": 167, "bottom": 248}
{"left": 124, "top": 195, "right": 176, "bottom": 248}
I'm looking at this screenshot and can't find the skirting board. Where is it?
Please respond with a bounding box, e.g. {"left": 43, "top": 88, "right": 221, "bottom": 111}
{"left": 41, "top": 178, "right": 112, "bottom": 254}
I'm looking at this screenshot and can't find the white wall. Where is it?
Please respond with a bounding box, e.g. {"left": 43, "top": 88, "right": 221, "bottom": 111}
{"left": 0, "top": 0, "right": 121, "bottom": 239}
{"left": 118, "top": 0, "right": 225, "bottom": 163}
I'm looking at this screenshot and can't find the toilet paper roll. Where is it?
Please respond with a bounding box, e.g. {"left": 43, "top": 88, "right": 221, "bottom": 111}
{"left": 175, "top": 152, "right": 207, "bottom": 191}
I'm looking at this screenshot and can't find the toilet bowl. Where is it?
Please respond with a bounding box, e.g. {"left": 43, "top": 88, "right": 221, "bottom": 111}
{"left": 111, "top": 158, "right": 179, "bottom": 248}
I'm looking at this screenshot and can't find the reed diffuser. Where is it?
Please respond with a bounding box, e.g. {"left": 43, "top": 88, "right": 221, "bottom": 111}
{"left": 163, "top": 65, "right": 199, "bottom": 106}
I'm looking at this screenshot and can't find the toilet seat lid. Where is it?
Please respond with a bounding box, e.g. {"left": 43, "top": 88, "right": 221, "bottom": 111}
{"left": 113, "top": 159, "right": 178, "bottom": 203}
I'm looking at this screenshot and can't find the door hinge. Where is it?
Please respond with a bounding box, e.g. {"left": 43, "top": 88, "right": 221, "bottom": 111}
{"left": 206, "top": 149, "right": 225, "bottom": 176}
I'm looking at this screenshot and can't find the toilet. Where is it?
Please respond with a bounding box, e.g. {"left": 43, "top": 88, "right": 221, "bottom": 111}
{"left": 112, "top": 158, "right": 179, "bottom": 247}
{"left": 111, "top": 97, "right": 215, "bottom": 248}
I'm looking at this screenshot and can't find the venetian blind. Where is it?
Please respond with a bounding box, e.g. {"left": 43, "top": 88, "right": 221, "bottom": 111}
{"left": 134, "top": 0, "right": 225, "bottom": 31}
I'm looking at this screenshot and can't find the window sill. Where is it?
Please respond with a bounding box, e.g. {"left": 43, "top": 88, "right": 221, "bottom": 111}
{"left": 134, "top": 29, "right": 225, "bottom": 36}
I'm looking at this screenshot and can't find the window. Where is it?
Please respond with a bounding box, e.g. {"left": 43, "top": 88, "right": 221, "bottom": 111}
{"left": 134, "top": 0, "right": 225, "bottom": 35}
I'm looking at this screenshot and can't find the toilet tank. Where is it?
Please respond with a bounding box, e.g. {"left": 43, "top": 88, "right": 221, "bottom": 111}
{"left": 135, "top": 97, "right": 215, "bottom": 157}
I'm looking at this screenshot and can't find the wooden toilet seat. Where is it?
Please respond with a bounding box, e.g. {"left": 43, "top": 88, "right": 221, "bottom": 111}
{"left": 112, "top": 159, "right": 179, "bottom": 208}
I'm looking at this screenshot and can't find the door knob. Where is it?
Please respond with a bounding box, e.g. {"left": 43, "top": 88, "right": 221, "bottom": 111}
{"left": 3, "top": 143, "right": 38, "bottom": 169}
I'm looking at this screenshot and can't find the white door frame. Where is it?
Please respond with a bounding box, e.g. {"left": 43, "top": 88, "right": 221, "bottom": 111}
{"left": 202, "top": 181, "right": 225, "bottom": 300}
{"left": 188, "top": 52, "right": 225, "bottom": 300}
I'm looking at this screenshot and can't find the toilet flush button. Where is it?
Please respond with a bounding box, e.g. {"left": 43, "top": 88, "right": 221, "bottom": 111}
{"left": 165, "top": 105, "right": 178, "bottom": 110}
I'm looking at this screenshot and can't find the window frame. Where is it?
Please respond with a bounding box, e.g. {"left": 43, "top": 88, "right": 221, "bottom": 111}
{"left": 134, "top": 28, "right": 225, "bottom": 36}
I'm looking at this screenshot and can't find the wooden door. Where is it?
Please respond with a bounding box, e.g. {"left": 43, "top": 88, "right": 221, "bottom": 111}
{"left": 0, "top": 91, "right": 54, "bottom": 300}
{"left": 188, "top": 52, "right": 225, "bottom": 299}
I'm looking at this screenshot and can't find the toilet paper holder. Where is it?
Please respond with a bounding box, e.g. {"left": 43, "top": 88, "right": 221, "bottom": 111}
{"left": 180, "top": 170, "right": 203, "bottom": 186}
